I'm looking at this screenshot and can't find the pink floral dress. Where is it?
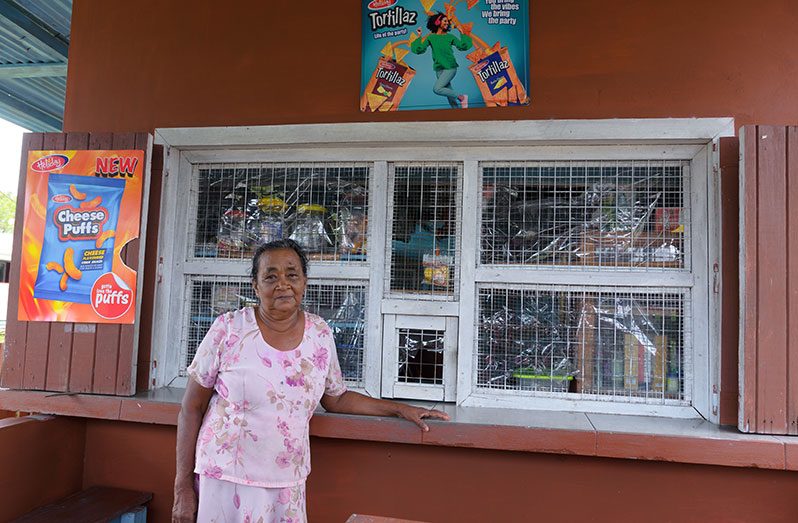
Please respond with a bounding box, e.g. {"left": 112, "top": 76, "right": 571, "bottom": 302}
{"left": 187, "top": 307, "right": 347, "bottom": 523}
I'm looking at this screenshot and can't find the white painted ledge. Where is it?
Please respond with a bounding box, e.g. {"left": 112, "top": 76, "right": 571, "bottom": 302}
{"left": 155, "top": 118, "right": 735, "bottom": 149}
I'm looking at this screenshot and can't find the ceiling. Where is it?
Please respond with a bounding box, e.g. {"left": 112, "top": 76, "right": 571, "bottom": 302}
{"left": 0, "top": 0, "right": 71, "bottom": 131}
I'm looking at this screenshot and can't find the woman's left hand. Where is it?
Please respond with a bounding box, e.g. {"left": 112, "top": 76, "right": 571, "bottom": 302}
{"left": 395, "top": 404, "right": 450, "bottom": 431}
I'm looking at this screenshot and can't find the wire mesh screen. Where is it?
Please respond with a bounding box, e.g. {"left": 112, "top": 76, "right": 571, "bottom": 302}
{"left": 179, "top": 275, "right": 368, "bottom": 387}
{"left": 303, "top": 283, "right": 368, "bottom": 387}
{"left": 387, "top": 163, "right": 462, "bottom": 299}
{"left": 476, "top": 285, "right": 689, "bottom": 403}
{"left": 397, "top": 328, "right": 445, "bottom": 385}
{"left": 189, "top": 162, "right": 370, "bottom": 262}
{"left": 480, "top": 161, "right": 690, "bottom": 269}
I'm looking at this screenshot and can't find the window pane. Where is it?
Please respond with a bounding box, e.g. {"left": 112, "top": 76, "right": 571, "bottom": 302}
{"left": 387, "top": 163, "right": 461, "bottom": 300}
{"left": 476, "top": 285, "right": 689, "bottom": 404}
{"left": 180, "top": 276, "right": 367, "bottom": 387}
{"left": 191, "top": 163, "right": 370, "bottom": 262}
{"left": 480, "top": 161, "right": 689, "bottom": 269}
{"left": 397, "top": 328, "right": 445, "bottom": 385}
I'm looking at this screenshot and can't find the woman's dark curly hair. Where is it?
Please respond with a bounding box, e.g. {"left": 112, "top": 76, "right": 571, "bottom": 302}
{"left": 250, "top": 239, "right": 308, "bottom": 281}
{"left": 426, "top": 12, "right": 448, "bottom": 32}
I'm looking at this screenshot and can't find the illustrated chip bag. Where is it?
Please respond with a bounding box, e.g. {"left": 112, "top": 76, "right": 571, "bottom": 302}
{"left": 467, "top": 46, "right": 529, "bottom": 107}
{"left": 360, "top": 56, "right": 416, "bottom": 112}
{"left": 33, "top": 174, "right": 126, "bottom": 304}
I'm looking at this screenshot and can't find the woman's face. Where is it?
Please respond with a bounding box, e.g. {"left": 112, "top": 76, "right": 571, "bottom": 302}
{"left": 253, "top": 248, "right": 307, "bottom": 317}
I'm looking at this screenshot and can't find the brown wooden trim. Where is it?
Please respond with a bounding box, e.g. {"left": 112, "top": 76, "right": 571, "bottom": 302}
{"left": 22, "top": 322, "right": 50, "bottom": 390}
{"left": 788, "top": 126, "right": 798, "bottom": 435}
{"left": 719, "top": 136, "right": 740, "bottom": 426}
{"left": 2, "top": 131, "right": 150, "bottom": 396}
{"left": 115, "top": 132, "right": 151, "bottom": 396}
{"left": 22, "top": 134, "right": 66, "bottom": 390}
{"left": 741, "top": 125, "right": 759, "bottom": 433}
{"left": 135, "top": 145, "right": 163, "bottom": 393}
{"left": 422, "top": 423, "right": 596, "bottom": 456}
{"left": 310, "top": 413, "right": 424, "bottom": 445}
{"left": 118, "top": 398, "right": 178, "bottom": 425}
{"left": 0, "top": 134, "right": 41, "bottom": 389}
{"left": 0, "top": 390, "right": 122, "bottom": 419}
{"left": 0, "top": 134, "right": 42, "bottom": 389}
{"left": 0, "top": 389, "right": 794, "bottom": 471}
{"left": 755, "top": 126, "right": 788, "bottom": 434}
{"left": 595, "top": 432, "right": 784, "bottom": 469}
{"left": 778, "top": 436, "right": 798, "bottom": 471}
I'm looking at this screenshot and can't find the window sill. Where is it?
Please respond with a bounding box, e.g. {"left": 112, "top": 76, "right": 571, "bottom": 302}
{"left": 0, "top": 387, "right": 794, "bottom": 471}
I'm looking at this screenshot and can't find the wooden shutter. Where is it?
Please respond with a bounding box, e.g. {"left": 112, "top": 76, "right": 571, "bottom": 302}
{"left": 0, "top": 132, "right": 151, "bottom": 396}
{"left": 739, "top": 125, "right": 798, "bottom": 434}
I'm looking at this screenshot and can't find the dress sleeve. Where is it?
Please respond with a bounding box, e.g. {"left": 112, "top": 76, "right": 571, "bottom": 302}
{"left": 324, "top": 337, "right": 348, "bottom": 397}
{"left": 186, "top": 315, "right": 226, "bottom": 389}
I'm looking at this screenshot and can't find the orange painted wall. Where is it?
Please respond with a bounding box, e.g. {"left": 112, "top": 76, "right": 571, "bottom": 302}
{"left": 80, "top": 420, "right": 798, "bottom": 523}
{"left": 0, "top": 416, "right": 85, "bottom": 521}
{"left": 64, "top": 0, "right": 798, "bottom": 132}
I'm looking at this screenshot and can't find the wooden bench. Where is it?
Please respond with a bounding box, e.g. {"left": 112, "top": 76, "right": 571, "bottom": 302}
{"left": 13, "top": 486, "right": 152, "bottom": 523}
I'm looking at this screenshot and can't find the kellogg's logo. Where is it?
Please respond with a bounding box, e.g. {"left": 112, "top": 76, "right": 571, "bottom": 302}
{"left": 368, "top": 0, "right": 397, "bottom": 10}
{"left": 31, "top": 154, "right": 69, "bottom": 172}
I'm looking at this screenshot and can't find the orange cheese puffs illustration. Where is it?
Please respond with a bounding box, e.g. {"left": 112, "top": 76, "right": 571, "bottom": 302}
{"left": 46, "top": 261, "right": 64, "bottom": 273}
{"left": 69, "top": 184, "right": 87, "bottom": 200}
{"left": 95, "top": 230, "right": 115, "bottom": 248}
{"left": 63, "top": 247, "right": 82, "bottom": 280}
{"left": 79, "top": 196, "right": 102, "bottom": 210}
{"left": 59, "top": 273, "right": 69, "bottom": 291}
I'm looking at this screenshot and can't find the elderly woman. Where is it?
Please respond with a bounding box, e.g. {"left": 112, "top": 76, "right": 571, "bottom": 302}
{"left": 172, "top": 239, "right": 448, "bottom": 522}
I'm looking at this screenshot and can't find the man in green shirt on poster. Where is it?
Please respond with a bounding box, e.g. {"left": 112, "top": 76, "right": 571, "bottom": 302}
{"left": 411, "top": 12, "right": 474, "bottom": 109}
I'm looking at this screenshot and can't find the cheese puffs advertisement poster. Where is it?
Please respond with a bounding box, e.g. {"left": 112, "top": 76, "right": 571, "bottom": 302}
{"left": 18, "top": 150, "right": 144, "bottom": 324}
{"left": 361, "top": 0, "right": 529, "bottom": 112}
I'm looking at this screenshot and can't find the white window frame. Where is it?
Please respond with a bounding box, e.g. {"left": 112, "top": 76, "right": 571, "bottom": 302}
{"left": 152, "top": 118, "right": 732, "bottom": 420}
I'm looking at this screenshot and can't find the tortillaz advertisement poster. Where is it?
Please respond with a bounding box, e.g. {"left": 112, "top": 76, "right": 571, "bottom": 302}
{"left": 361, "top": 0, "right": 529, "bottom": 112}
{"left": 18, "top": 150, "right": 144, "bottom": 324}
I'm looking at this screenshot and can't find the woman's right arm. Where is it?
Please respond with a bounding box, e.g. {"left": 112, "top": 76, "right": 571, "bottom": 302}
{"left": 172, "top": 379, "right": 214, "bottom": 523}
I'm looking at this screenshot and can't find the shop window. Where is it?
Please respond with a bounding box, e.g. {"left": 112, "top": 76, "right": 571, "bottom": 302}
{"left": 480, "top": 161, "right": 689, "bottom": 269}
{"left": 190, "top": 163, "right": 369, "bottom": 262}
{"left": 476, "top": 285, "right": 687, "bottom": 404}
{"left": 469, "top": 160, "right": 693, "bottom": 408}
{"left": 154, "top": 123, "right": 719, "bottom": 418}
{"left": 387, "top": 163, "right": 461, "bottom": 300}
{"left": 381, "top": 314, "right": 458, "bottom": 402}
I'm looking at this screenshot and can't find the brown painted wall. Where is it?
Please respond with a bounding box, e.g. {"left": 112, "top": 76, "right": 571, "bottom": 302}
{"left": 0, "top": 416, "right": 85, "bottom": 521}
{"left": 65, "top": 0, "right": 798, "bottom": 132}
{"left": 61, "top": 1, "right": 798, "bottom": 418}
{"left": 81, "top": 420, "right": 798, "bottom": 523}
